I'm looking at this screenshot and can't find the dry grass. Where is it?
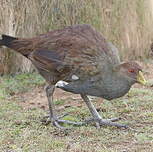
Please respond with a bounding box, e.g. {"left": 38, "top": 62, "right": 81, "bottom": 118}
{"left": 0, "top": 0, "right": 153, "bottom": 73}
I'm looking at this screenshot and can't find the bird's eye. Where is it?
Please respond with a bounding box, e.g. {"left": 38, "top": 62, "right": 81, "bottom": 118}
{"left": 128, "top": 69, "right": 135, "bottom": 73}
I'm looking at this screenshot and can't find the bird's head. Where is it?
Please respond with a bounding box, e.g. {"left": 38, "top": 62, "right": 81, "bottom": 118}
{"left": 113, "top": 61, "right": 147, "bottom": 85}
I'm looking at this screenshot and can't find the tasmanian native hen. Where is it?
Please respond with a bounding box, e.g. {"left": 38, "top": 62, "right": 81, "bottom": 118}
{"left": 0, "top": 24, "right": 147, "bottom": 129}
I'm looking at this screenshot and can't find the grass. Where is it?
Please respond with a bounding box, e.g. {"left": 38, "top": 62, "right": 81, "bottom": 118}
{"left": 0, "top": 73, "right": 153, "bottom": 152}
{"left": 0, "top": 73, "right": 45, "bottom": 98}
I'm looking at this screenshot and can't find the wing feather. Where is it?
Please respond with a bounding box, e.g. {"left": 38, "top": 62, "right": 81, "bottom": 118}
{"left": 28, "top": 24, "right": 120, "bottom": 81}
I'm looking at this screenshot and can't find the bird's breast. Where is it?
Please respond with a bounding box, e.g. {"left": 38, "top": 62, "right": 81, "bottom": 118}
{"left": 58, "top": 77, "right": 132, "bottom": 100}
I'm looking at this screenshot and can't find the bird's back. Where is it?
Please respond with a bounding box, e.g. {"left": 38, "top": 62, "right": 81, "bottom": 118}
{"left": 0, "top": 24, "right": 120, "bottom": 84}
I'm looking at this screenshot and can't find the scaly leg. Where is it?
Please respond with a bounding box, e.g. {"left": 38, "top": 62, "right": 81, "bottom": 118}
{"left": 81, "top": 94, "right": 128, "bottom": 128}
{"left": 43, "top": 85, "right": 85, "bottom": 128}
{"left": 45, "top": 85, "right": 64, "bottom": 128}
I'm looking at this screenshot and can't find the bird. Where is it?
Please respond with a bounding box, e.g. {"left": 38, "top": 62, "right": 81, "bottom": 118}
{"left": 0, "top": 24, "right": 146, "bottom": 129}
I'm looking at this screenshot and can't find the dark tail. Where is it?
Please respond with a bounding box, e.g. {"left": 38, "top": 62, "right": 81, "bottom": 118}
{"left": 0, "top": 34, "right": 17, "bottom": 47}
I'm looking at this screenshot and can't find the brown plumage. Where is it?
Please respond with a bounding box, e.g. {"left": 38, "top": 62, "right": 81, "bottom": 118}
{"left": 1, "top": 25, "right": 120, "bottom": 83}
{"left": 0, "top": 24, "right": 146, "bottom": 129}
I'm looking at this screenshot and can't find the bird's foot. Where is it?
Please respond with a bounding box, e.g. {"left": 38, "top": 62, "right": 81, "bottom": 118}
{"left": 53, "top": 119, "right": 85, "bottom": 129}
{"left": 41, "top": 115, "right": 127, "bottom": 129}
{"left": 56, "top": 119, "right": 85, "bottom": 126}
{"left": 41, "top": 113, "right": 69, "bottom": 125}
{"left": 41, "top": 113, "right": 86, "bottom": 129}
{"left": 98, "top": 119, "right": 128, "bottom": 128}
{"left": 85, "top": 117, "right": 128, "bottom": 129}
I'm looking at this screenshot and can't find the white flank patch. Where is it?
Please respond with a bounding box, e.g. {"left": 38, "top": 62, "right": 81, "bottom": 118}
{"left": 55, "top": 81, "right": 69, "bottom": 87}
{"left": 72, "top": 75, "right": 79, "bottom": 80}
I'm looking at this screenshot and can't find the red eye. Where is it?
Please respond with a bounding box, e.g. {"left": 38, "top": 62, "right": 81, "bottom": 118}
{"left": 128, "top": 69, "right": 135, "bottom": 73}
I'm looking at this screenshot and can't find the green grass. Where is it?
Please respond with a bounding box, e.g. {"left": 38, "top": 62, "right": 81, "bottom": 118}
{"left": 0, "top": 73, "right": 153, "bottom": 152}
{"left": 0, "top": 73, "right": 45, "bottom": 98}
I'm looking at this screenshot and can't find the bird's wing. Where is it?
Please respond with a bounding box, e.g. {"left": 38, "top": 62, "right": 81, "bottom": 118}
{"left": 29, "top": 48, "right": 100, "bottom": 81}
{"left": 29, "top": 24, "right": 120, "bottom": 81}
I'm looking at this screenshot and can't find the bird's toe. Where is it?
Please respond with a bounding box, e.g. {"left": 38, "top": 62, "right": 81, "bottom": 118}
{"left": 98, "top": 119, "right": 128, "bottom": 129}
{"left": 84, "top": 117, "right": 127, "bottom": 129}
{"left": 41, "top": 113, "right": 69, "bottom": 125}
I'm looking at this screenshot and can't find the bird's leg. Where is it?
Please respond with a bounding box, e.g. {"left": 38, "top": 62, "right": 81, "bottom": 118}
{"left": 81, "top": 94, "right": 128, "bottom": 128}
{"left": 42, "top": 85, "right": 86, "bottom": 128}
{"left": 44, "top": 85, "right": 64, "bottom": 128}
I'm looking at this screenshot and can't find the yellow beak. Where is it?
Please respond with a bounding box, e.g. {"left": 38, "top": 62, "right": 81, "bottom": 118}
{"left": 137, "top": 71, "right": 147, "bottom": 85}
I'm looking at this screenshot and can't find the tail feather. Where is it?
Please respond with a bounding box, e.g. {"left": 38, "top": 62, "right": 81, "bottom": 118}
{"left": 0, "top": 34, "right": 17, "bottom": 47}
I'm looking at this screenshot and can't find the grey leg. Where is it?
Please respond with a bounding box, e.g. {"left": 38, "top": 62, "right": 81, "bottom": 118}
{"left": 43, "top": 85, "right": 85, "bottom": 128}
{"left": 81, "top": 94, "right": 128, "bottom": 128}
{"left": 81, "top": 94, "right": 102, "bottom": 128}
{"left": 45, "top": 85, "right": 55, "bottom": 119}
{"left": 45, "top": 85, "right": 64, "bottom": 128}
{"left": 81, "top": 94, "right": 102, "bottom": 119}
